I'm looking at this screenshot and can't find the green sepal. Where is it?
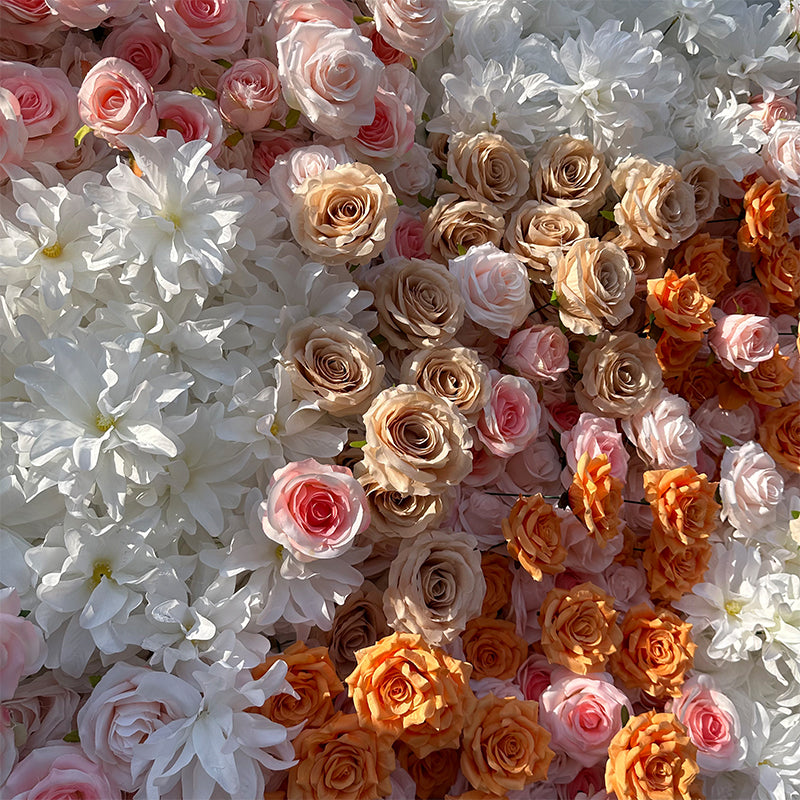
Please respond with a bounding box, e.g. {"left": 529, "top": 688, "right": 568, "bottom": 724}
{"left": 191, "top": 86, "right": 217, "bottom": 100}
{"left": 74, "top": 125, "right": 92, "bottom": 147}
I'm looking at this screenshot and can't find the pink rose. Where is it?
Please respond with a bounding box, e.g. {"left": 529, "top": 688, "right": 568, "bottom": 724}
{"left": 260, "top": 459, "right": 370, "bottom": 561}
{"left": 388, "top": 142, "right": 437, "bottom": 208}
{"left": 250, "top": 130, "right": 308, "bottom": 182}
{"left": 512, "top": 567, "right": 554, "bottom": 642}
{"left": 477, "top": 370, "right": 541, "bottom": 458}
{"left": 269, "top": 143, "right": 350, "bottom": 214}
{"left": 764, "top": 119, "right": 800, "bottom": 204}
{"left": 0, "top": 62, "right": 79, "bottom": 163}
{"left": 345, "top": 86, "right": 415, "bottom": 168}
{"left": 561, "top": 413, "right": 628, "bottom": 482}
{"left": 276, "top": 21, "right": 384, "bottom": 140}
{"left": 77, "top": 57, "right": 157, "bottom": 149}
{"left": 0, "top": 589, "right": 45, "bottom": 702}
{"left": 449, "top": 243, "right": 534, "bottom": 338}
{"left": 502, "top": 324, "right": 570, "bottom": 382}
{"left": 217, "top": 58, "right": 282, "bottom": 132}
{"left": 539, "top": 669, "right": 633, "bottom": 767}
{"left": 692, "top": 397, "right": 756, "bottom": 459}
{"left": 381, "top": 210, "right": 431, "bottom": 260}
{"left": 750, "top": 92, "right": 797, "bottom": 134}
{"left": 151, "top": 0, "right": 247, "bottom": 62}
{"left": 361, "top": 23, "right": 413, "bottom": 68}
{"left": 717, "top": 281, "right": 771, "bottom": 316}
{"left": 602, "top": 563, "right": 649, "bottom": 614}
{"left": 1, "top": 706, "right": 17, "bottom": 785}
{"left": 456, "top": 487, "right": 509, "bottom": 549}
{"left": 494, "top": 437, "right": 563, "bottom": 497}
{"left": 461, "top": 443, "right": 506, "bottom": 487}
{"left": 708, "top": 313, "right": 779, "bottom": 372}
{"left": 547, "top": 401, "right": 582, "bottom": 435}
{"left": 559, "top": 508, "right": 622, "bottom": 574}
{"left": 381, "top": 63, "right": 428, "bottom": 124}
{"left": 44, "top": 0, "right": 138, "bottom": 30}
{"left": 101, "top": 18, "right": 174, "bottom": 87}
{"left": 666, "top": 676, "right": 745, "bottom": 773}
{"left": 516, "top": 653, "right": 556, "bottom": 703}
{"left": 364, "top": 0, "right": 449, "bottom": 60}
{"left": 0, "top": 1, "right": 61, "bottom": 45}
{"left": 561, "top": 766, "right": 607, "bottom": 800}
{"left": 3, "top": 744, "right": 120, "bottom": 800}
{"left": 155, "top": 90, "right": 225, "bottom": 159}
{"left": 268, "top": 0, "right": 358, "bottom": 40}
{"left": 0, "top": 87, "right": 27, "bottom": 175}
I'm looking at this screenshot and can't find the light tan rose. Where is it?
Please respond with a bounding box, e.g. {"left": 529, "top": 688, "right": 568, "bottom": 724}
{"left": 383, "top": 529, "right": 485, "bottom": 646}
{"left": 422, "top": 193, "right": 504, "bottom": 264}
{"left": 290, "top": 161, "right": 399, "bottom": 266}
{"left": 447, "top": 131, "right": 530, "bottom": 211}
{"left": 372, "top": 258, "right": 465, "bottom": 351}
{"left": 603, "top": 231, "right": 666, "bottom": 294}
{"left": 678, "top": 156, "right": 720, "bottom": 226}
{"left": 504, "top": 201, "right": 589, "bottom": 281}
{"left": 552, "top": 238, "right": 635, "bottom": 335}
{"left": 531, "top": 134, "right": 611, "bottom": 219}
{"left": 612, "top": 157, "right": 698, "bottom": 250}
{"left": 281, "top": 316, "right": 385, "bottom": 417}
{"left": 575, "top": 331, "right": 664, "bottom": 419}
{"left": 362, "top": 385, "right": 473, "bottom": 495}
{"left": 400, "top": 345, "right": 491, "bottom": 422}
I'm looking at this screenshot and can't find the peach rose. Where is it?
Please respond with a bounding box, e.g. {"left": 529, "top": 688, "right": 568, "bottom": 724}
{"left": 646, "top": 270, "right": 715, "bottom": 342}
{"left": 460, "top": 694, "right": 554, "bottom": 795}
{"left": 269, "top": 144, "right": 350, "bottom": 215}
{"left": 610, "top": 605, "right": 695, "bottom": 700}
{"left": 477, "top": 371, "right": 541, "bottom": 458}
{"left": 602, "top": 231, "right": 666, "bottom": 295}
{"left": 751, "top": 92, "right": 798, "bottom": 134}
{"left": 568, "top": 453, "right": 624, "bottom": 548}
{"left": 346, "top": 632, "right": 476, "bottom": 756}
{"left": 737, "top": 176, "right": 789, "bottom": 254}
{"left": 755, "top": 236, "right": 800, "bottom": 312}
{"left": 422, "top": 193, "right": 504, "bottom": 264}
{"left": 152, "top": 0, "right": 246, "bottom": 62}
{"left": 678, "top": 157, "right": 720, "bottom": 227}
{"left": 539, "top": 583, "right": 621, "bottom": 674}
{"left": 732, "top": 345, "right": 793, "bottom": 407}
{"left": 364, "top": 0, "right": 449, "bottom": 60}
{"left": 759, "top": 401, "right": 800, "bottom": 473}
{"left": 605, "top": 711, "right": 700, "bottom": 800}
{"left": 643, "top": 538, "right": 711, "bottom": 603}
{"left": 480, "top": 552, "right": 514, "bottom": 617}
{"left": 671, "top": 233, "right": 731, "bottom": 299}
{"left": 217, "top": 58, "right": 282, "bottom": 132}
{"left": 655, "top": 334, "right": 702, "bottom": 379}
{"left": 291, "top": 162, "right": 398, "bottom": 266}
{"left": 502, "top": 494, "right": 566, "bottom": 582}
{"left": 288, "top": 711, "right": 395, "bottom": 800}
{"left": 461, "top": 617, "right": 529, "bottom": 681}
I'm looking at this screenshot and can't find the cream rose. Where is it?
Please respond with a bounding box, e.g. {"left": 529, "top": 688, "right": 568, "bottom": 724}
{"left": 678, "top": 156, "right": 720, "bottom": 227}
{"left": 422, "top": 193, "right": 504, "bottom": 264}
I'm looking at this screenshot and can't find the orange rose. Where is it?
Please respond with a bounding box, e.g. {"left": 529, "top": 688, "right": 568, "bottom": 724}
{"left": 643, "top": 467, "right": 720, "bottom": 552}
{"left": 643, "top": 538, "right": 712, "bottom": 603}
{"left": 611, "top": 605, "right": 696, "bottom": 699}
{"left": 480, "top": 551, "right": 514, "bottom": 617}
{"left": 539, "top": 582, "right": 622, "bottom": 674}
{"left": 461, "top": 617, "right": 529, "bottom": 681}
{"left": 732, "top": 345, "right": 793, "bottom": 407}
{"left": 395, "top": 742, "right": 461, "bottom": 800}
{"left": 672, "top": 232, "right": 732, "bottom": 299}
{"left": 251, "top": 641, "right": 343, "bottom": 729}
{"left": 502, "top": 494, "right": 567, "bottom": 581}
{"left": 655, "top": 333, "right": 703, "bottom": 378}
{"left": 605, "top": 711, "right": 700, "bottom": 800}
{"left": 288, "top": 712, "right": 395, "bottom": 800}
{"left": 737, "top": 176, "right": 789, "bottom": 254}
{"left": 568, "top": 453, "right": 624, "bottom": 548}
{"left": 345, "top": 632, "right": 476, "bottom": 757}
{"left": 759, "top": 401, "right": 800, "bottom": 473}
{"left": 669, "top": 359, "right": 727, "bottom": 411}
{"left": 646, "top": 269, "right": 715, "bottom": 341}
{"left": 755, "top": 237, "right": 800, "bottom": 312}
{"left": 461, "top": 694, "right": 554, "bottom": 795}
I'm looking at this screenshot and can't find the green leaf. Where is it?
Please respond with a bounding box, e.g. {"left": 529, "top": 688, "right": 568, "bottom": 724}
{"left": 353, "top": 14, "right": 374, "bottom": 24}
{"left": 89, "top": 675, "right": 102, "bottom": 688}
{"left": 63, "top": 730, "right": 80, "bottom": 743}
{"left": 349, "top": 439, "right": 366, "bottom": 449}
{"left": 457, "top": 244, "right": 467, "bottom": 256}
{"left": 490, "top": 111, "right": 498, "bottom": 127}
{"left": 720, "top": 434, "right": 735, "bottom": 447}
{"left": 267, "top": 119, "right": 286, "bottom": 131}
{"left": 224, "top": 130, "right": 244, "bottom": 148}
{"left": 550, "top": 289, "right": 560, "bottom": 307}
{"left": 791, "top": 510, "right": 800, "bottom": 520}
{"left": 600, "top": 209, "right": 616, "bottom": 221}
{"left": 74, "top": 125, "right": 92, "bottom": 147}
{"left": 18, "top": 609, "right": 30, "bottom": 617}
{"left": 421, "top": 112, "right": 430, "bottom": 123}
{"left": 417, "top": 192, "right": 435, "bottom": 208}
{"left": 621, "top": 706, "right": 630, "bottom": 727}
{"left": 214, "top": 58, "right": 233, "bottom": 69}
{"left": 409, "top": 56, "right": 418, "bottom": 71}
{"left": 284, "top": 108, "right": 301, "bottom": 129}
{"left": 191, "top": 86, "right": 217, "bottom": 100}
{"left": 440, "top": 166, "right": 452, "bottom": 182}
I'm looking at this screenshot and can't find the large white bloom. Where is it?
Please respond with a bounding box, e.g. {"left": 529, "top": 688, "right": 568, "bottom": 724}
{"left": 635, "top": 0, "right": 740, "bottom": 55}
{"left": 452, "top": 1, "right": 524, "bottom": 65}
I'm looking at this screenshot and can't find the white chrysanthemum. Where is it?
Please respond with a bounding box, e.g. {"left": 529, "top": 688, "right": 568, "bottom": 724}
{"left": 3, "top": 332, "right": 192, "bottom": 520}
{"left": 746, "top": 704, "right": 800, "bottom": 800}
{"left": 135, "top": 659, "right": 295, "bottom": 800}
{"left": 86, "top": 133, "right": 259, "bottom": 301}
{"left": 636, "top": 0, "right": 740, "bottom": 55}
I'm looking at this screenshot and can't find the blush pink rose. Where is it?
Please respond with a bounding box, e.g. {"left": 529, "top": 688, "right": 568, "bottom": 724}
{"left": 476, "top": 370, "right": 541, "bottom": 458}
{"left": 345, "top": 86, "right": 415, "bottom": 168}
{"left": 559, "top": 508, "right": 622, "bottom": 574}
{"left": 381, "top": 210, "right": 431, "bottom": 260}
{"left": 152, "top": 0, "right": 247, "bottom": 62}
{"left": 0, "top": 62, "right": 79, "bottom": 163}
{"left": 461, "top": 442, "right": 506, "bottom": 487}
{"left": 456, "top": 487, "right": 509, "bottom": 549}
{"left": 44, "top": 0, "right": 138, "bottom": 30}
{"left": 0, "top": 1, "right": 61, "bottom": 45}
{"left": 692, "top": 396, "right": 756, "bottom": 459}
{"left": 364, "top": 0, "right": 450, "bottom": 60}
{"left": 494, "top": 437, "right": 563, "bottom": 497}
{"left": 3, "top": 744, "right": 120, "bottom": 800}
{"left": 502, "top": 324, "right": 570, "bottom": 382}
{"left": 666, "top": 676, "right": 745, "bottom": 773}
{"left": 268, "top": 0, "right": 358, "bottom": 40}
{"left": 560, "top": 766, "right": 607, "bottom": 800}
{"left": 763, "top": 119, "right": 800, "bottom": 202}
{"left": 0, "top": 87, "right": 28, "bottom": 175}
{"left": 101, "top": 18, "right": 173, "bottom": 87}
{"left": 269, "top": 142, "right": 350, "bottom": 214}
{"left": 77, "top": 57, "right": 157, "bottom": 149}
{"left": 217, "top": 57, "right": 282, "bottom": 132}
{"left": 361, "top": 22, "right": 413, "bottom": 68}
{"left": 547, "top": 401, "right": 582, "bottom": 435}
{"left": 708, "top": 313, "right": 779, "bottom": 373}
{"left": 250, "top": 130, "right": 308, "bottom": 182}
{"left": 539, "top": 669, "right": 633, "bottom": 768}
{"left": 516, "top": 653, "right": 556, "bottom": 703}
{"left": 717, "top": 281, "right": 771, "bottom": 316}
{"left": 260, "top": 459, "right": 370, "bottom": 561}
{"left": 560, "top": 412, "right": 629, "bottom": 482}
{"left": 602, "top": 563, "right": 649, "bottom": 614}
{"left": 1, "top": 705, "right": 17, "bottom": 785}
{"left": 0, "top": 589, "right": 45, "bottom": 703}
{"left": 750, "top": 92, "right": 798, "bottom": 134}
{"left": 155, "top": 90, "right": 225, "bottom": 159}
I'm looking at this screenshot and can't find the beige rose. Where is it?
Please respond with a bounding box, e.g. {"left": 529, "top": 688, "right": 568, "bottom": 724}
{"left": 383, "top": 529, "right": 485, "bottom": 645}
{"left": 552, "top": 238, "right": 635, "bottom": 335}
{"left": 678, "top": 156, "right": 720, "bottom": 226}
{"left": 362, "top": 385, "right": 473, "bottom": 495}
{"left": 291, "top": 161, "right": 399, "bottom": 266}
{"left": 372, "top": 258, "right": 465, "bottom": 351}
{"left": 422, "top": 193, "right": 504, "bottom": 264}
{"left": 603, "top": 231, "right": 666, "bottom": 294}
{"left": 504, "top": 201, "right": 589, "bottom": 281}
{"left": 282, "top": 316, "right": 385, "bottom": 417}
{"left": 447, "top": 131, "right": 530, "bottom": 211}
{"left": 575, "top": 332, "right": 663, "bottom": 419}
{"left": 612, "top": 158, "right": 698, "bottom": 250}
{"left": 400, "top": 345, "right": 491, "bottom": 422}
{"left": 531, "top": 134, "right": 611, "bottom": 219}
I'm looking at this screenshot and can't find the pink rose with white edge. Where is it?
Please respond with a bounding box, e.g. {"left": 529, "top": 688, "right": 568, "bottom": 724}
{"left": 476, "top": 370, "right": 541, "bottom": 458}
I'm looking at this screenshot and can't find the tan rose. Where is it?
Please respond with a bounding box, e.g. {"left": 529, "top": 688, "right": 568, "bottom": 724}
{"left": 281, "top": 316, "right": 385, "bottom": 417}
{"left": 460, "top": 616, "right": 529, "bottom": 681}
{"left": 288, "top": 711, "right": 395, "bottom": 800}
{"left": 400, "top": 345, "right": 490, "bottom": 422}
{"left": 447, "top": 131, "right": 530, "bottom": 211}
{"left": 602, "top": 231, "right": 666, "bottom": 294}
{"left": 346, "top": 632, "right": 476, "bottom": 757}
{"left": 502, "top": 494, "right": 566, "bottom": 582}
{"left": 383, "top": 529, "right": 485, "bottom": 645}
{"left": 679, "top": 157, "right": 720, "bottom": 226}
{"left": 362, "top": 385, "right": 473, "bottom": 495}
{"left": 372, "top": 258, "right": 465, "bottom": 351}
{"left": 540, "top": 582, "right": 622, "bottom": 674}
{"left": 552, "top": 238, "right": 635, "bottom": 335}
{"left": 613, "top": 158, "right": 698, "bottom": 250}
{"left": 396, "top": 743, "right": 461, "bottom": 800}
{"left": 480, "top": 551, "right": 514, "bottom": 617}
{"left": 504, "top": 201, "right": 589, "bottom": 281}
{"left": 575, "top": 331, "right": 664, "bottom": 419}
{"left": 290, "top": 161, "right": 398, "bottom": 266}
{"left": 461, "top": 695, "right": 554, "bottom": 795}
{"left": 605, "top": 711, "right": 700, "bottom": 800}
{"left": 422, "top": 193, "right": 504, "bottom": 264}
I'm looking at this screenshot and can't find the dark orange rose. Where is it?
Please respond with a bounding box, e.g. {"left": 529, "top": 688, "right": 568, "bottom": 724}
{"left": 669, "top": 359, "right": 727, "bottom": 411}
{"left": 733, "top": 345, "right": 793, "bottom": 407}
{"left": 655, "top": 333, "right": 703, "bottom": 379}
{"left": 480, "top": 551, "right": 515, "bottom": 617}
{"left": 502, "top": 494, "right": 567, "bottom": 581}
{"left": 646, "top": 269, "right": 715, "bottom": 341}
{"left": 461, "top": 616, "right": 529, "bottom": 681}
{"left": 759, "top": 401, "right": 800, "bottom": 473}
{"left": 755, "top": 237, "right": 800, "bottom": 312}
{"left": 568, "top": 453, "right": 624, "bottom": 548}
{"left": 643, "top": 538, "right": 712, "bottom": 603}
{"left": 672, "top": 233, "right": 732, "bottom": 299}
{"left": 396, "top": 742, "right": 461, "bottom": 800}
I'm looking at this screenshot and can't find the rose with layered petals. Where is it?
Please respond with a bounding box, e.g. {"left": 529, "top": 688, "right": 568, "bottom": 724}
{"left": 708, "top": 314, "right": 779, "bottom": 373}
{"left": 422, "top": 194, "right": 504, "bottom": 264}
{"left": 101, "top": 18, "right": 173, "bottom": 86}
{"left": 561, "top": 413, "right": 628, "bottom": 481}
{"left": 152, "top": 0, "right": 246, "bottom": 61}
{"left": 672, "top": 233, "right": 731, "bottom": 299}
{"left": 646, "top": 269, "right": 715, "bottom": 342}
{"left": 345, "top": 87, "right": 415, "bottom": 169}
{"left": 217, "top": 58, "right": 282, "bottom": 132}
{"left": 502, "top": 325, "right": 570, "bottom": 383}
{"left": 0, "top": 589, "right": 45, "bottom": 702}
{"left": 737, "top": 176, "right": 789, "bottom": 254}
{"left": 477, "top": 371, "right": 541, "bottom": 458}
{"left": 461, "top": 617, "right": 529, "bottom": 681}
{"left": 643, "top": 538, "right": 711, "bottom": 603}
{"left": 502, "top": 494, "right": 566, "bottom": 582}
{"left": 759, "top": 401, "right": 800, "bottom": 473}
{"left": 0, "top": 87, "right": 27, "bottom": 174}
{"left": 155, "top": 90, "right": 225, "bottom": 159}
{"left": 568, "top": 453, "right": 624, "bottom": 549}
{"left": 364, "top": 0, "right": 450, "bottom": 60}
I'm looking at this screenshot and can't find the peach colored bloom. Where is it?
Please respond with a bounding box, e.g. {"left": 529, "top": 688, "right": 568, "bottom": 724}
{"left": 737, "top": 176, "right": 789, "bottom": 254}
{"left": 646, "top": 269, "right": 715, "bottom": 342}
{"left": 672, "top": 233, "right": 732, "bottom": 299}
{"left": 643, "top": 538, "right": 711, "bottom": 603}
{"left": 422, "top": 193, "right": 504, "bottom": 264}
{"left": 732, "top": 345, "right": 793, "bottom": 407}
{"left": 759, "top": 401, "right": 800, "bottom": 473}
{"left": 568, "top": 453, "right": 624, "bottom": 549}
{"left": 502, "top": 494, "right": 566, "bottom": 582}
{"left": 461, "top": 617, "right": 529, "bottom": 681}
{"left": 480, "top": 552, "right": 514, "bottom": 617}
{"left": 754, "top": 237, "right": 800, "bottom": 312}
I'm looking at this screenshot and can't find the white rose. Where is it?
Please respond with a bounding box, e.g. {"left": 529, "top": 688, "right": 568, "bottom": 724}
{"left": 388, "top": 142, "right": 437, "bottom": 203}
{"left": 691, "top": 398, "right": 756, "bottom": 459}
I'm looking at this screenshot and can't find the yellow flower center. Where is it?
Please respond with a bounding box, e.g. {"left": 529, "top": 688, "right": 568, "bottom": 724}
{"left": 270, "top": 421, "right": 279, "bottom": 436}
{"left": 41, "top": 242, "right": 63, "bottom": 258}
{"left": 162, "top": 211, "right": 181, "bottom": 228}
{"left": 95, "top": 413, "right": 116, "bottom": 432}
{"left": 90, "top": 560, "right": 113, "bottom": 588}
{"left": 725, "top": 599, "right": 743, "bottom": 617}
{"left": 275, "top": 544, "right": 285, "bottom": 560}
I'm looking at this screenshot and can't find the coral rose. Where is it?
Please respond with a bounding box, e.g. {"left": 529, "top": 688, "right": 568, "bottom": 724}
{"left": 345, "top": 632, "right": 476, "bottom": 757}
{"left": 605, "top": 711, "right": 700, "bottom": 800}
{"left": 460, "top": 694, "right": 554, "bottom": 795}
{"left": 461, "top": 617, "right": 529, "bottom": 681}
{"left": 568, "top": 453, "right": 624, "bottom": 549}
{"left": 737, "top": 176, "right": 789, "bottom": 254}
{"left": 539, "top": 583, "right": 622, "bottom": 674}
{"left": 671, "top": 233, "right": 731, "bottom": 299}
{"left": 646, "top": 270, "right": 714, "bottom": 342}
{"left": 502, "top": 494, "right": 566, "bottom": 582}
{"left": 759, "top": 401, "right": 800, "bottom": 473}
